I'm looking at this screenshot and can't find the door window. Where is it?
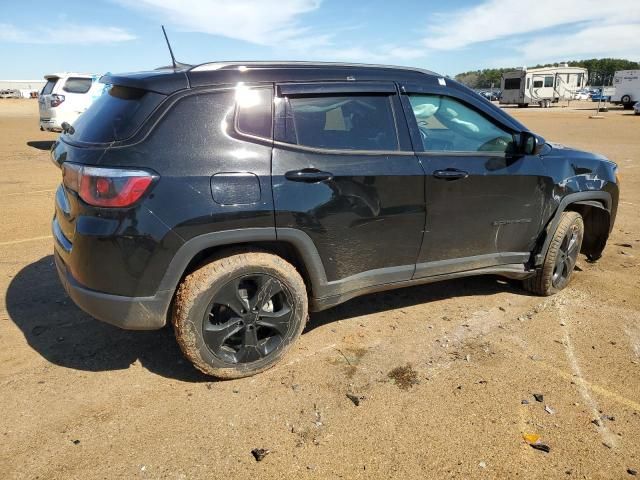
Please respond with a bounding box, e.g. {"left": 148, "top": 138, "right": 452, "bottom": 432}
{"left": 407, "top": 94, "right": 516, "bottom": 153}
{"left": 282, "top": 95, "right": 398, "bottom": 151}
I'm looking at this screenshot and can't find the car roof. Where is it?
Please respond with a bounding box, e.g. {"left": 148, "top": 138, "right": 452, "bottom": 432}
{"left": 100, "top": 61, "right": 528, "bottom": 133}
{"left": 101, "top": 61, "right": 446, "bottom": 95}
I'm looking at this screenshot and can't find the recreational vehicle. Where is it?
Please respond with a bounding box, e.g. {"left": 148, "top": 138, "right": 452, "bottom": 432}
{"left": 611, "top": 70, "right": 640, "bottom": 109}
{"left": 500, "top": 65, "right": 588, "bottom": 108}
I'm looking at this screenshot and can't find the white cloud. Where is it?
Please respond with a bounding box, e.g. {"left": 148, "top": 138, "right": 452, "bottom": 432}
{"left": 119, "top": 0, "right": 323, "bottom": 46}
{"left": 116, "top": 0, "right": 429, "bottom": 63}
{"left": 0, "top": 23, "right": 136, "bottom": 44}
{"left": 518, "top": 23, "right": 640, "bottom": 62}
{"left": 313, "top": 45, "right": 426, "bottom": 64}
{"left": 423, "top": 0, "right": 640, "bottom": 51}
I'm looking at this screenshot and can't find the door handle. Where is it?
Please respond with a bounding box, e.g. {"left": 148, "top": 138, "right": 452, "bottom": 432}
{"left": 284, "top": 168, "right": 333, "bottom": 183}
{"left": 433, "top": 169, "right": 469, "bottom": 180}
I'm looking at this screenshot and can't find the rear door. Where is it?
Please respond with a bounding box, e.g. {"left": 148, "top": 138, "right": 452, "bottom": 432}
{"left": 272, "top": 82, "right": 425, "bottom": 295}
{"left": 399, "top": 82, "right": 552, "bottom": 277}
{"left": 38, "top": 76, "right": 58, "bottom": 118}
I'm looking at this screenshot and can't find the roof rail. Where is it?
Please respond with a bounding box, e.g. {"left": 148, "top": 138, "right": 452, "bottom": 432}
{"left": 189, "top": 61, "right": 439, "bottom": 77}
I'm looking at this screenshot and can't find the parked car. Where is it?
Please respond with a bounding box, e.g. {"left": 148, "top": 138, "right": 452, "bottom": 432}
{"left": 478, "top": 90, "right": 500, "bottom": 101}
{"left": 590, "top": 88, "right": 611, "bottom": 102}
{"left": 51, "top": 62, "right": 619, "bottom": 378}
{"left": 573, "top": 90, "right": 590, "bottom": 100}
{"left": 39, "top": 73, "right": 105, "bottom": 131}
{"left": 634, "top": 101, "right": 640, "bottom": 115}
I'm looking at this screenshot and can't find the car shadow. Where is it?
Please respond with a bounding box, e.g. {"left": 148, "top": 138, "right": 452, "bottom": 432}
{"left": 27, "top": 140, "right": 55, "bottom": 151}
{"left": 5, "top": 255, "right": 211, "bottom": 383}
{"left": 7, "top": 255, "right": 531, "bottom": 381}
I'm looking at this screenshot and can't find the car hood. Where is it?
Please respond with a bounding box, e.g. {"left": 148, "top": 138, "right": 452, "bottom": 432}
{"left": 543, "top": 142, "right": 612, "bottom": 163}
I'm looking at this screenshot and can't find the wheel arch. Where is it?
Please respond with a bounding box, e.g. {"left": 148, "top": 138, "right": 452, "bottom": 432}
{"left": 533, "top": 191, "right": 612, "bottom": 266}
{"left": 157, "top": 227, "right": 328, "bottom": 301}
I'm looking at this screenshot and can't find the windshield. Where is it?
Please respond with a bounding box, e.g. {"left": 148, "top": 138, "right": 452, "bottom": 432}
{"left": 63, "top": 84, "right": 165, "bottom": 144}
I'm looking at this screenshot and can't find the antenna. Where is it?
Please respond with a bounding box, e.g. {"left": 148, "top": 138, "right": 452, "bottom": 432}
{"left": 161, "top": 25, "right": 177, "bottom": 70}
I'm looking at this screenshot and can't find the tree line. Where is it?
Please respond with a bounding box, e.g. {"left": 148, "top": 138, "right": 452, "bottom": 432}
{"left": 454, "top": 58, "right": 640, "bottom": 89}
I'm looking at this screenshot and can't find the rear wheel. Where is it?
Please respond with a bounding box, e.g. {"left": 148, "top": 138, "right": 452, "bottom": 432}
{"left": 172, "top": 251, "right": 308, "bottom": 379}
{"left": 524, "top": 212, "right": 584, "bottom": 296}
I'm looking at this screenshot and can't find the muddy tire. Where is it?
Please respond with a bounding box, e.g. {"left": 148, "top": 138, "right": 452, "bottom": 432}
{"left": 172, "top": 250, "right": 308, "bottom": 379}
{"left": 524, "top": 212, "right": 584, "bottom": 296}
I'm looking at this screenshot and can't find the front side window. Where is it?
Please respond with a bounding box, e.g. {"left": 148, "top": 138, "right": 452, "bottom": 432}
{"left": 407, "top": 94, "right": 515, "bottom": 153}
{"left": 544, "top": 76, "right": 554, "bottom": 88}
{"left": 63, "top": 77, "right": 93, "bottom": 94}
{"left": 283, "top": 95, "right": 398, "bottom": 151}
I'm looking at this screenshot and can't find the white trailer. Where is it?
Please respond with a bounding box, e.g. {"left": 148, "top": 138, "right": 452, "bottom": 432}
{"left": 500, "top": 65, "right": 588, "bottom": 108}
{"left": 610, "top": 70, "right": 640, "bottom": 109}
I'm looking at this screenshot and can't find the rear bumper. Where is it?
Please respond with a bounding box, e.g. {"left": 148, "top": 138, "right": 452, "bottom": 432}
{"left": 54, "top": 249, "right": 172, "bottom": 330}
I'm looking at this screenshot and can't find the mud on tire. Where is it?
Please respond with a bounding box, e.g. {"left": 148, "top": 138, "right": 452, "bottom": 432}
{"left": 172, "top": 250, "right": 308, "bottom": 379}
{"left": 524, "top": 211, "right": 584, "bottom": 296}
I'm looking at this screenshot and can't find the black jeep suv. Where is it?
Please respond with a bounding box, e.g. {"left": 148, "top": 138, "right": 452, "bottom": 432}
{"left": 51, "top": 62, "right": 619, "bottom": 378}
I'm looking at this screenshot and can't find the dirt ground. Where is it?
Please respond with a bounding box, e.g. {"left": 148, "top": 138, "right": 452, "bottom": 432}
{"left": 1, "top": 99, "right": 639, "bottom": 479}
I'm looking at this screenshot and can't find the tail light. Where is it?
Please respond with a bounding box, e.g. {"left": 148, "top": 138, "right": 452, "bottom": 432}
{"left": 62, "top": 163, "right": 157, "bottom": 207}
{"left": 50, "top": 94, "right": 65, "bottom": 107}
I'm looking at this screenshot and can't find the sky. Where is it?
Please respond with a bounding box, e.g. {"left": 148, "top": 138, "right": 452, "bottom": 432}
{"left": 1, "top": 0, "right": 639, "bottom": 80}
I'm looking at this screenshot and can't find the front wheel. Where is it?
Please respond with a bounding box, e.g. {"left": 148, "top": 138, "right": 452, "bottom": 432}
{"left": 524, "top": 212, "right": 584, "bottom": 296}
{"left": 172, "top": 251, "right": 308, "bottom": 379}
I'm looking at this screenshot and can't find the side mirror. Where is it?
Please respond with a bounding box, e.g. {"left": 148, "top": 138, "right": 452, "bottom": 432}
{"left": 521, "top": 132, "right": 545, "bottom": 155}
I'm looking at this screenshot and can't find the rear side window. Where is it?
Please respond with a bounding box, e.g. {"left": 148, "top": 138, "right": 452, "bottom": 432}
{"left": 64, "top": 85, "right": 165, "bottom": 143}
{"left": 41, "top": 79, "right": 57, "bottom": 95}
{"left": 235, "top": 87, "right": 272, "bottom": 139}
{"left": 63, "top": 77, "right": 93, "bottom": 94}
{"left": 282, "top": 95, "right": 398, "bottom": 151}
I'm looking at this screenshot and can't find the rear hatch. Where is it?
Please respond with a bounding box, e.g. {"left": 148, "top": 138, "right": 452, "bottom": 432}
{"left": 39, "top": 76, "right": 59, "bottom": 118}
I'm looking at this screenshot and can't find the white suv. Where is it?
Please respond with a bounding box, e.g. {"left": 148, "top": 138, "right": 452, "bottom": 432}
{"left": 39, "top": 73, "right": 104, "bottom": 132}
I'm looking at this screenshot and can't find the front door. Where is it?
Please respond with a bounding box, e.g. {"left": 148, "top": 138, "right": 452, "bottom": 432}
{"left": 399, "top": 83, "right": 552, "bottom": 277}
{"left": 271, "top": 82, "right": 425, "bottom": 295}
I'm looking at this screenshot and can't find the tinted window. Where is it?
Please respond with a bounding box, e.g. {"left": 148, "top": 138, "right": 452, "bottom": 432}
{"left": 64, "top": 85, "right": 165, "bottom": 143}
{"left": 285, "top": 95, "right": 398, "bottom": 151}
{"left": 408, "top": 94, "right": 515, "bottom": 153}
{"left": 504, "top": 78, "right": 521, "bottom": 90}
{"left": 42, "top": 79, "right": 57, "bottom": 95}
{"left": 63, "top": 77, "right": 92, "bottom": 94}
{"left": 533, "top": 80, "right": 543, "bottom": 88}
{"left": 544, "top": 76, "right": 554, "bottom": 87}
{"left": 235, "top": 87, "right": 272, "bottom": 139}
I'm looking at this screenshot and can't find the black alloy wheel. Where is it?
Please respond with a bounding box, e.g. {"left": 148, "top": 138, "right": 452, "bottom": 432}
{"left": 203, "top": 274, "right": 294, "bottom": 364}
